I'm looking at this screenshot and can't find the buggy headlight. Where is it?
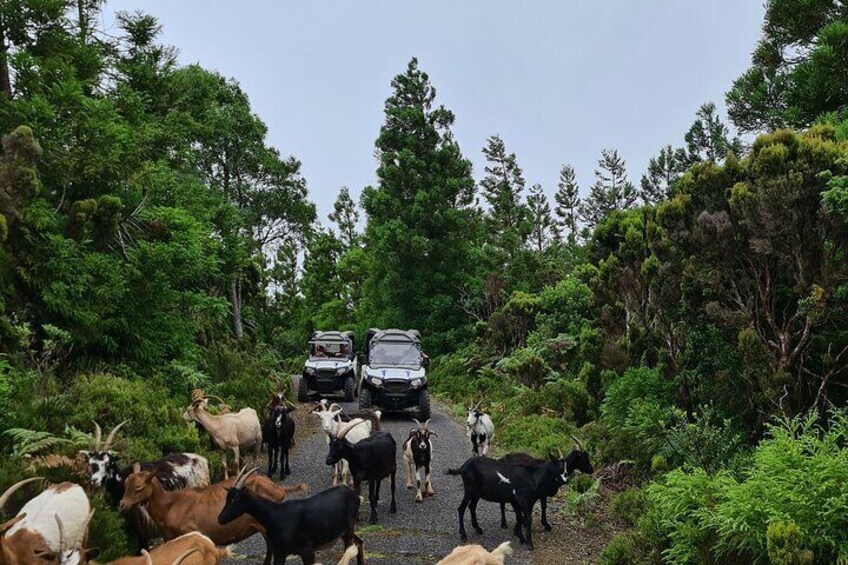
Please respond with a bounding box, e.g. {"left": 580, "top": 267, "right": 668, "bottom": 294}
{"left": 305, "top": 367, "right": 316, "bottom": 376}
{"left": 370, "top": 376, "right": 383, "bottom": 387}
{"left": 335, "top": 366, "right": 349, "bottom": 375}
{"left": 410, "top": 378, "right": 423, "bottom": 388}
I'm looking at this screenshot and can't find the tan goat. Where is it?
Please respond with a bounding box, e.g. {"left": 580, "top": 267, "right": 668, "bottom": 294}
{"left": 105, "top": 532, "right": 229, "bottom": 565}
{"left": 119, "top": 465, "right": 306, "bottom": 565}
{"left": 437, "top": 542, "right": 513, "bottom": 565}
{"left": 182, "top": 396, "right": 262, "bottom": 478}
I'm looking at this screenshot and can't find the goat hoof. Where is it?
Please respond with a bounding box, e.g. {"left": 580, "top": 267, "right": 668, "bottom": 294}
{"left": 415, "top": 495, "right": 423, "bottom": 503}
{"left": 390, "top": 503, "right": 397, "bottom": 514}
{"left": 500, "top": 523, "right": 508, "bottom": 529}
{"left": 406, "top": 484, "right": 413, "bottom": 490}
{"left": 460, "top": 534, "right": 468, "bottom": 542}
{"left": 369, "top": 515, "right": 378, "bottom": 524}
{"left": 543, "top": 524, "right": 552, "bottom": 532}
{"left": 474, "top": 527, "right": 483, "bottom": 535}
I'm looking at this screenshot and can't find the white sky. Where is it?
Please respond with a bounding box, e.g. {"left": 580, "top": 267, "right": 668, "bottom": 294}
{"left": 103, "top": 1, "right": 765, "bottom": 225}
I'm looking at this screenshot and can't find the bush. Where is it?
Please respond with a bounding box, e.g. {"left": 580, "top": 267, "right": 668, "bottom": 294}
{"left": 65, "top": 373, "right": 201, "bottom": 461}
{"left": 611, "top": 487, "right": 648, "bottom": 527}
{"left": 645, "top": 412, "right": 848, "bottom": 564}
{"left": 767, "top": 520, "right": 814, "bottom": 565}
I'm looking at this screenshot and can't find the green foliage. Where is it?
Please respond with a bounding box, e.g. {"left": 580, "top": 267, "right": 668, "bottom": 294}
{"left": 644, "top": 412, "right": 848, "bottom": 564}
{"left": 767, "top": 520, "right": 814, "bottom": 565}
{"left": 727, "top": 1, "right": 848, "bottom": 132}
{"left": 360, "top": 58, "right": 478, "bottom": 353}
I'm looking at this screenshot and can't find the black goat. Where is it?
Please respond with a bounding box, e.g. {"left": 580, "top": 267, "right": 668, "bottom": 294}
{"left": 402, "top": 419, "right": 435, "bottom": 502}
{"left": 82, "top": 421, "right": 210, "bottom": 550}
{"left": 446, "top": 455, "right": 569, "bottom": 549}
{"left": 218, "top": 467, "right": 364, "bottom": 565}
{"left": 263, "top": 405, "right": 296, "bottom": 478}
{"left": 325, "top": 420, "right": 397, "bottom": 524}
{"left": 497, "top": 447, "right": 593, "bottom": 531}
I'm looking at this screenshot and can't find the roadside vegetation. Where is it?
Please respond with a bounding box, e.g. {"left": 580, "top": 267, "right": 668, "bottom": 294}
{"left": 1, "top": 1, "right": 848, "bottom": 563}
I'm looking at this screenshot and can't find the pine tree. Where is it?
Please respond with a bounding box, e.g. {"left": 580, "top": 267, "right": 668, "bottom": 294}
{"left": 328, "top": 186, "right": 360, "bottom": 246}
{"left": 479, "top": 134, "right": 529, "bottom": 258}
{"left": 360, "top": 58, "right": 477, "bottom": 350}
{"left": 554, "top": 164, "right": 580, "bottom": 243}
{"left": 526, "top": 183, "right": 555, "bottom": 252}
{"left": 579, "top": 149, "right": 637, "bottom": 230}
{"left": 640, "top": 145, "right": 683, "bottom": 205}
{"left": 678, "top": 102, "right": 744, "bottom": 166}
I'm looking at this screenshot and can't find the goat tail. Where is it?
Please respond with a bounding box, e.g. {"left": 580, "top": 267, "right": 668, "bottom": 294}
{"left": 218, "top": 545, "right": 234, "bottom": 558}
{"left": 491, "top": 541, "right": 512, "bottom": 558}
{"left": 284, "top": 482, "right": 309, "bottom": 495}
{"left": 445, "top": 468, "right": 462, "bottom": 476}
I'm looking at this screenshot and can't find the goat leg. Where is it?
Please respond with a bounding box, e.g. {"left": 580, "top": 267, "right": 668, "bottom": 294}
{"left": 424, "top": 462, "right": 434, "bottom": 497}
{"left": 414, "top": 465, "right": 423, "bottom": 503}
{"left": 499, "top": 503, "right": 508, "bottom": 529}
{"left": 469, "top": 497, "right": 483, "bottom": 534}
{"left": 389, "top": 470, "right": 397, "bottom": 514}
{"left": 368, "top": 480, "right": 378, "bottom": 524}
{"left": 457, "top": 493, "right": 471, "bottom": 541}
{"left": 541, "top": 497, "right": 551, "bottom": 531}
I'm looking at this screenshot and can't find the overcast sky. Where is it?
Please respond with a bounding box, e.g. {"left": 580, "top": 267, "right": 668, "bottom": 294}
{"left": 103, "top": 1, "right": 765, "bottom": 224}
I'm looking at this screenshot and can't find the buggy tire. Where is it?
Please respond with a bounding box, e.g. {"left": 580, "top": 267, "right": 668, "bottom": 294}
{"left": 344, "top": 375, "right": 355, "bottom": 402}
{"left": 417, "top": 389, "right": 431, "bottom": 421}
{"left": 297, "top": 375, "right": 310, "bottom": 402}
{"left": 359, "top": 387, "right": 373, "bottom": 410}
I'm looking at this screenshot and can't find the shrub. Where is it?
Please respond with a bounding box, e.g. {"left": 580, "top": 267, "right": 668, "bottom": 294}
{"left": 611, "top": 487, "right": 648, "bottom": 527}
{"left": 64, "top": 373, "right": 201, "bottom": 461}
{"left": 767, "top": 520, "right": 814, "bottom": 565}
{"left": 645, "top": 411, "right": 848, "bottom": 564}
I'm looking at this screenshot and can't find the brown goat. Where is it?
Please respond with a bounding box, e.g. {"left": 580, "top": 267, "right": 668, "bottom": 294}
{"left": 119, "top": 465, "right": 306, "bottom": 565}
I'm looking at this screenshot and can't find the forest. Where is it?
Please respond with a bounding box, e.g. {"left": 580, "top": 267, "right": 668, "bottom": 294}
{"left": 1, "top": 1, "right": 848, "bottom": 563}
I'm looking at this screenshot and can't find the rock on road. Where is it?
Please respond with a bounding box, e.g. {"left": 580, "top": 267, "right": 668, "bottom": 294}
{"left": 224, "top": 379, "right": 539, "bottom": 564}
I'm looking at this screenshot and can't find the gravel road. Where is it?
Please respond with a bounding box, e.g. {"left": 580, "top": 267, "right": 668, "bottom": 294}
{"left": 223, "top": 379, "right": 541, "bottom": 564}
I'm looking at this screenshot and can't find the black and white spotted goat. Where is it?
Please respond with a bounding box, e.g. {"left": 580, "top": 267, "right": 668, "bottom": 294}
{"left": 402, "top": 418, "right": 436, "bottom": 502}
{"left": 81, "top": 420, "right": 210, "bottom": 550}
{"left": 465, "top": 402, "right": 495, "bottom": 456}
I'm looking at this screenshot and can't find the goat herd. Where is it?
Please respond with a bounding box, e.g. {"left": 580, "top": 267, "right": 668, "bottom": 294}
{"left": 0, "top": 392, "right": 594, "bottom": 565}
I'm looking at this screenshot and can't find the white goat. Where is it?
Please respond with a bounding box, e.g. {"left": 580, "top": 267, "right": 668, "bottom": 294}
{"left": 0, "top": 478, "right": 91, "bottom": 564}
{"left": 314, "top": 407, "right": 372, "bottom": 486}
{"left": 466, "top": 403, "right": 495, "bottom": 456}
{"left": 182, "top": 397, "right": 262, "bottom": 479}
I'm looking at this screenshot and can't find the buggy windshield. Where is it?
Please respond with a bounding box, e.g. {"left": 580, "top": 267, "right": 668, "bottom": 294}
{"left": 310, "top": 340, "right": 350, "bottom": 359}
{"left": 369, "top": 341, "right": 421, "bottom": 367}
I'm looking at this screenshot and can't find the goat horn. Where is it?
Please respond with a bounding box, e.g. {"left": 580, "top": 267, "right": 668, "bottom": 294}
{"left": 0, "top": 514, "right": 26, "bottom": 535}
{"left": 424, "top": 418, "right": 431, "bottom": 428}
{"left": 337, "top": 419, "right": 366, "bottom": 440}
{"left": 412, "top": 418, "right": 422, "bottom": 428}
{"left": 172, "top": 548, "right": 199, "bottom": 565}
{"left": 235, "top": 467, "right": 260, "bottom": 489}
{"left": 568, "top": 433, "right": 584, "bottom": 451}
{"left": 55, "top": 514, "right": 66, "bottom": 553}
{"left": 204, "top": 395, "right": 226, "bottom": 405}
{"left": 80, "top": 509, "right": 95, "bottom": 550}
{"left": 557, "top": 447, "right": 564, "bottom": 460}
{"left": 142, "top": 549, "right": 153, "bottom": 565}
{"left": 0, "top": 477, "right": 44, "bottom": 511}
{"left": 103, "top": 420, "right": 130, "bottom": 453}
{"left": 91, "top": 421, "right": 102, "bottom": 452}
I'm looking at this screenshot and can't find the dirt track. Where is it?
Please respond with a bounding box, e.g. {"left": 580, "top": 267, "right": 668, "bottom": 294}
{"left": 223, "top": 379, "right": 547, "bottom": 564}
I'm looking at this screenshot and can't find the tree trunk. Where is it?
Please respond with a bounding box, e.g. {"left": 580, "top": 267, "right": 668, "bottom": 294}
{"left": 230, "top": 277, "right": 244, "bottom": 339}
{"left": 0, "top": 24, "right": 12, "bottom": 100}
